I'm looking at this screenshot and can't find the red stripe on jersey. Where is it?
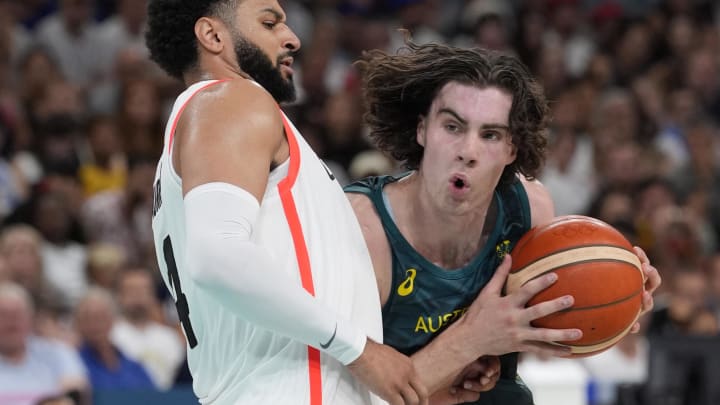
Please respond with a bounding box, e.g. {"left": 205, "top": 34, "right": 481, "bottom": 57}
{"left": 277, "top": 112, "right": 323, "bottom": 405}
{"left": 167, "top": 79, "right": 229, "bottom": 155}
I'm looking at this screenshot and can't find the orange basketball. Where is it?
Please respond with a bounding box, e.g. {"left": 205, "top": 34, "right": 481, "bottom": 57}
{"left": 505, "top": 215, "right": 645, "bottom": 357}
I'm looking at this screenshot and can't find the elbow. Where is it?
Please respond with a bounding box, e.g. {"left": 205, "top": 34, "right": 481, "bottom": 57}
{"left": 184, "top": 231, "right": 220, "bottom": 290}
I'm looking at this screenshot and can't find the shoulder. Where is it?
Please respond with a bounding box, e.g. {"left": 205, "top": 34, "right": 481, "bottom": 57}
{"left": 347, "top": 192, "right": 379, "bottom": 229}
{"left": 347, "top": 192, "right": 388, "bottom": 258}
{"left": 518, "top": 176, "right": 555, "bottom": 227}
{"left": 347, "top": 190, "right": 393, "bottom": 302}
{"left": 178, "top": 79, "right": 285, "bottom": 150}
{"left": 29, "top": 336, "right": 84, "bottom": 368}
{"left": 186, "top": 79, "right": 281, "bottom": 127}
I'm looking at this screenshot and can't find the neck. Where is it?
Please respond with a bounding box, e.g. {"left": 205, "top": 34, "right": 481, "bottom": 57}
{"left": 393, "top": 174, "right": 494, "bottom": 269}
{"left": 183, "top": 65, "right": 250, "bottom": 88}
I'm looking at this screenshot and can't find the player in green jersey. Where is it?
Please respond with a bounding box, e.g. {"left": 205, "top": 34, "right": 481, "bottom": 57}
{"left": 346, "top": 42, "right": 661, "bottom": 404}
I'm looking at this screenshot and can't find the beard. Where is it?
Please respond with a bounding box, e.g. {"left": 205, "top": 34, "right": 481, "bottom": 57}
{"left": 233, "top": 33, "right": 296, "bottom": 103}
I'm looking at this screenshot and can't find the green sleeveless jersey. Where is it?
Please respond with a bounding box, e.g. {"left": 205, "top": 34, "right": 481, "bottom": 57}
{"left": 345, "top": 174, "right": 535, "bottom": 405}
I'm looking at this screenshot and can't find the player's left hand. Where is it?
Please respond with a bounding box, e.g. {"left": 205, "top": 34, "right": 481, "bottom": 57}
{"left": 428, "top": 356, "right": 500, "bottom": 405}
{"left": 631, "top": 246, "right": 661, "bottom": 333}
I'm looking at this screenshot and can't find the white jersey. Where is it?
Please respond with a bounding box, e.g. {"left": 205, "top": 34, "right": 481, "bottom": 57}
{"left": 151, "top": 80, "right": 385, "bottom": 404}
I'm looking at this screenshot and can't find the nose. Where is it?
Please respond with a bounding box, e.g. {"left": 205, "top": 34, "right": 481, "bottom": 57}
{"left": 456, "top": 137, "right": 479, "bottom": 168}
{"left": 456, "top": 154, "right": 476, "bottom": 168}
{"left": 283, "top": 27, "right": 301, "bottom": 53}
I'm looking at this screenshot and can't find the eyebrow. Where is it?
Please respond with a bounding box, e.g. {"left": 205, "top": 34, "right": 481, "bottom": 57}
{"left": 437, "top": 108, "right": 467, "bottom": 125}
{"left": 481, "top": 124, "right": 510, "bottom": 131}
{"left": 260, "top": 7, "right": 285, "bottom": 22}
{"left": 437, "top": 108, "right": 510, "bottom": 131}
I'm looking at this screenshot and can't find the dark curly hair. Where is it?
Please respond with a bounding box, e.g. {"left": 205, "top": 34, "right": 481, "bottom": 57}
{"left": 357, "top": 41, "right": 549, "bottom": 185}
{"left": 146, "top": 0, "right": 239, "bottom": 79}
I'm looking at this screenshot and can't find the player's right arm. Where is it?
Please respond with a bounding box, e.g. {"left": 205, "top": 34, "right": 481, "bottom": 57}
{"left": 175, "top": 80, "right": 427, "bottom": 405}
{"left": 174, "top": 80, "right": 365, "bottom": 364}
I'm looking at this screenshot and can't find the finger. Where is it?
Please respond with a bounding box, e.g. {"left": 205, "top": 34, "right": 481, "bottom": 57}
{"left": 630, "top": 322, "right": 640, "bottom": 334}
{"left": 400, "top": 385, "right": 420, "bottom": 405}
{"left": 512, "top": 271, "right": 559, "bottom": 305}
{"left": 464, "top": 359, "right": 486, "bottom": 377}
{"left": 483, "top": 254, "right": 512, "bottom": 296}
{"left": 640, "top": 290, "right": 654, "bottom": 315}
{"left": 485, "top": 357, "right": 500, "bottom": 377}
{"left": 526, "top": 341, "right": 574, "bottom": 358}
{"left": 522, "top": 294, "right": 574, "bottom": 323}
{"left": 410, "top": 376, "right": 429, "bottom": 405}
{"left": 643, "top": 263, "right": 661, "bottom": 294}
{"left": 478, "top": 376, "right": 497, "bottom": 392}
{"left": 388, "top": 393, "right": 405, "bottom": 405}
{"left": 633, "top": 246, "right": 649, "bottom": 264}
{"left": 526, "top": 327, "right": 583, "bottom": 344}
{"left": 461, "top": 380, "right": 482, "bottom": 393}
{"left": 447, "top": 387, "right": 481, "bottom": 404}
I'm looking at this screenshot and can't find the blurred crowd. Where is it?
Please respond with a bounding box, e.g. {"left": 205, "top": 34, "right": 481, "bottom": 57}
{"left": 0, "top": 0, "right": 719, "bottom": 404}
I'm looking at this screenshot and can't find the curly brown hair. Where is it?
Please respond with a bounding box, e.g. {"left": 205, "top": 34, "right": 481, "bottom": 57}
{"left": 356, "top": 41, "right": 549, "bottom": 185}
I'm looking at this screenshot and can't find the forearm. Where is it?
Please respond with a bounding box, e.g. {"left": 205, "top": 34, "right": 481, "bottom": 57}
{"left": 411, "top": 320, "right": 478, "bottom": 393}
{"left": 184, "top": 182, "right": 366, "bottom": 365}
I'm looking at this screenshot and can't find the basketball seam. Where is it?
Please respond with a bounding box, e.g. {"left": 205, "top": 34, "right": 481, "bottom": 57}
{"left": 513, "top": 243, "right": 634, "bottom": 270}
{"left": 506, "top": 246, "right": 642, "bottom": 293}
{"left": 557, "top": 286, "right": 643, "bottom": 312}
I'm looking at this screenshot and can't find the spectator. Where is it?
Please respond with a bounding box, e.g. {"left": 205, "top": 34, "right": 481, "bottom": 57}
{"left": 0, "top": 282, "right": 87, "bottom": 405}
{"left": 116, "top": 78, "right": 164, "bottom": 159}
{"left": 33, "top": 190, "right": 87, "bottom": 308}
{"left": 111, "top": 268, "right": 184, "bottom": 390}
{"left": 74, "top": 287, "right": 155, "bottom": 390}
{"left": 80, "top": 156, "right": 154, "bottom": 267}
{"left": 647, "top": 267, "right": 715, "bottom": 337}
{"left": 85, "top": 243, "right": 125, "bottom": 290}
{"left": 33, "top": 0, "right": 104, "bottom": 89}
{"left": 95, "top": 0, "right": 149, "bottom": 77}
{"left": 77, "top": 114, "right": 127, "bottom": 197}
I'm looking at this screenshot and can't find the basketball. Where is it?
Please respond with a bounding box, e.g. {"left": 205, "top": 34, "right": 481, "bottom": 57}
{"left": 505, "top": 215, "right": 645, "bottom": 357}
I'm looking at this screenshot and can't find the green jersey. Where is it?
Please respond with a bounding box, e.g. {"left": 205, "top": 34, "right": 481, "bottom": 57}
{"left": 345, "top": 174, "right": 535, "bottom": 405}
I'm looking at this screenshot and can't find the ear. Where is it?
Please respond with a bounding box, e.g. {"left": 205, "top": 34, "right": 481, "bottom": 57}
{"left": 195, "top": 17, "right": 226, "bottom": 54}
{"left": 416, "top": 115, "right": 427, "bottom": 147}
{"left": 505, "top": 139, "right": 517, "bottom": 165}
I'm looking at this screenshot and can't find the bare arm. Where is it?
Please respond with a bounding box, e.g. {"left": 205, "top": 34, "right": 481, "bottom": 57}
{"left": 349, "top": 181, "right": 580, "bottom": 397}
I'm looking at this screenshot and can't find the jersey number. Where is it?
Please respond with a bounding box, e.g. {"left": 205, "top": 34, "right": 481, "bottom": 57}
{"left": 163, "top": 236, "right": 198, "bottom": 348}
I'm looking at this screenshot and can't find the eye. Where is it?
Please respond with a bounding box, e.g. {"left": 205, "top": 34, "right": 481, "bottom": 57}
{"left": 262, "top": 21, "right": 277, "bottom": 29}
{"left": 482, "top": 130, "right": 501, "bottom": 140}
{"left": 445, "top": 123, "right": 460, "bottom": 133}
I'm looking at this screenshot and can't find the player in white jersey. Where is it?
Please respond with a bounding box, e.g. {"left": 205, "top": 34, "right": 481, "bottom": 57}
{"left": 144, "top": 0, "right": 430, "bottom": 404}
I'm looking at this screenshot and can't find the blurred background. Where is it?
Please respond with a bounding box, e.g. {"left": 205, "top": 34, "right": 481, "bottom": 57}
{"left": 0, "top": 0, "right": 719, "bottom": 404}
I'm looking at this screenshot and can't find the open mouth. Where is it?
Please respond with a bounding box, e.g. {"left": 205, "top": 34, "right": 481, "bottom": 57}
{"left": 450, "top": 175, "right": 468, "bottom": 190}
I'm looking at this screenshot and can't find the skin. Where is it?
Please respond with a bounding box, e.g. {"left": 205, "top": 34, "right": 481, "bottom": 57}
{"left": 349, "top": 82, "right": 662, "bottom": 403}
{"left": 174, "top": 1, "right": 427, "bottom": 404}
{"left": 0, "top": 287, "right": 88, "bottom": 392}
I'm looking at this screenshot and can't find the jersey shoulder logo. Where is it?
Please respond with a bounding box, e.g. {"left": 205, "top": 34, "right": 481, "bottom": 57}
{"left": 397, "top": 268, "right": 417, "bottom": 297}
{"left": 496, "top": 239, "right": 511, "bottom": 260}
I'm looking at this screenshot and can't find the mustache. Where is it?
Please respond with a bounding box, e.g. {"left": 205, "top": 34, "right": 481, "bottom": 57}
{"left": 276, "top": 51, "right": 296, "bottom": 64}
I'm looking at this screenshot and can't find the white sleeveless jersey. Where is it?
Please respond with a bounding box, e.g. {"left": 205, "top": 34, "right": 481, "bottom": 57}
{"left": 151, "top": 80, "right": 386, "bottom": 405}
